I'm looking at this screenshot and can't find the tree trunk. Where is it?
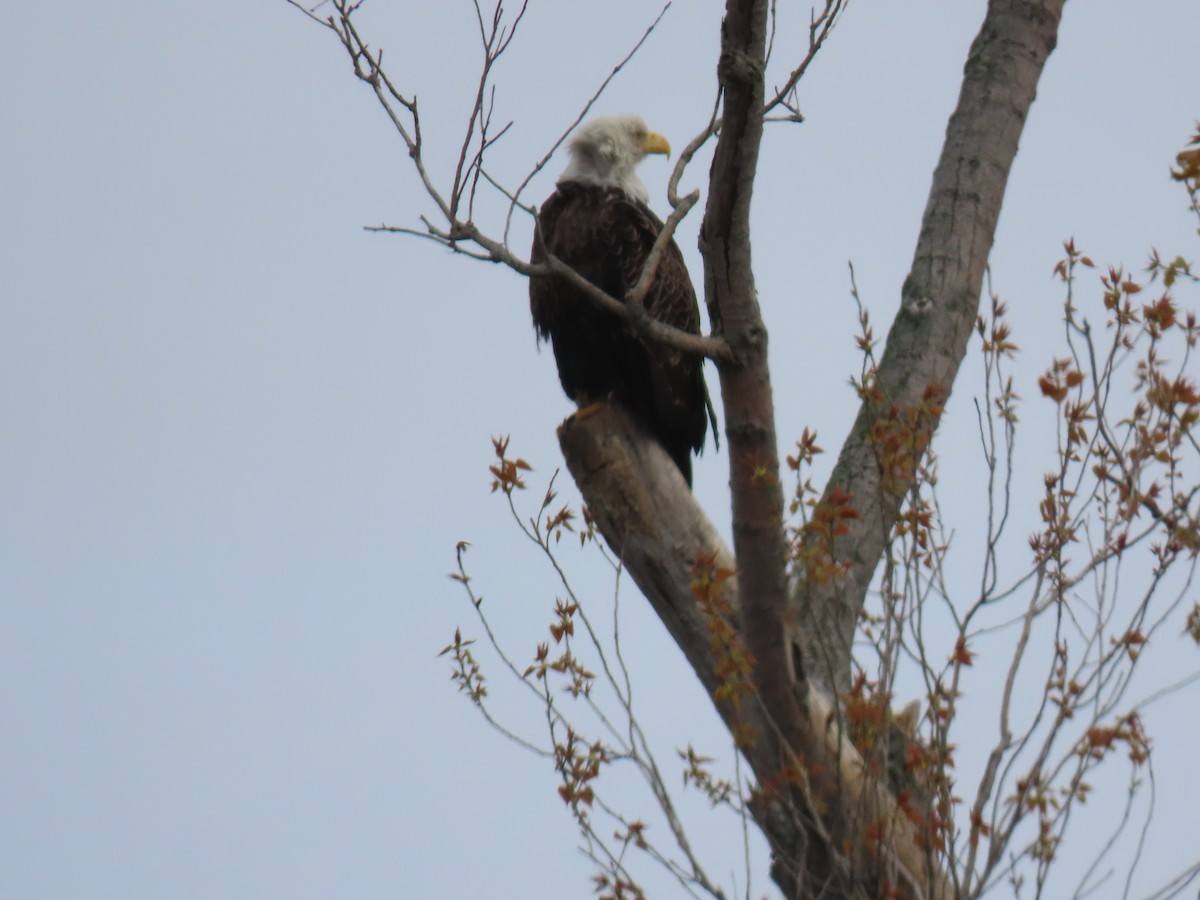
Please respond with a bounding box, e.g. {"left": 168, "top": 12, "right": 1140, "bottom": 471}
{"left": 793, "top": 0, "right": 1066, "bottom": 694}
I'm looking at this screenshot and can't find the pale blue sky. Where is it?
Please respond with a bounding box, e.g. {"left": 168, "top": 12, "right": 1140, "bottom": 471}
{"left": 3, "top": 2, "right": 1198, "bottom": 898}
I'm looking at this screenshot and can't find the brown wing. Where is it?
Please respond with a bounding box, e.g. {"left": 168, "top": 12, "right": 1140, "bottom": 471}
{"left": 529, "top": 183, "right": 712, "bottom": 484}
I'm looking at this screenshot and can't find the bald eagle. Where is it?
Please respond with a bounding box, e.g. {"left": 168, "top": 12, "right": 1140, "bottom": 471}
{"left": 530, "top": 115, "right": 713, "bottom": 486}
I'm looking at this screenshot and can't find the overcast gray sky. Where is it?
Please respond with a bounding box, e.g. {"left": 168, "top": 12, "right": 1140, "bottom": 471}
{"left": 3, "top": 2, "right": 1198, "bottom": 898}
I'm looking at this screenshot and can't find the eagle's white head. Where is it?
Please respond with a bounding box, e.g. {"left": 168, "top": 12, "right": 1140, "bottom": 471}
{"left": 557, "top": 115, "right": 671, "bottom": 203}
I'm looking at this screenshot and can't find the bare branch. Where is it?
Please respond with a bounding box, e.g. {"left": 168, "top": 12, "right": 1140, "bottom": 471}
{"left": 542, "top": 254, "right": 733, "bottom": 362}
{"left": 668, "top": 93, "right": 722, "bottom": 210}
{"left": 626, "top": 189, "right": 702, "bottom": 309}
{"left": 669, "top": 0, "right": 847, "bottom": 194}
{"left": 762, "top": 0, "right": 848, "bottom": 121}
{"left": 451, "top": 0, "right": 529, "bottom": 221}
{"left": 503, "top": 2, "right": 673, "bottom": 246}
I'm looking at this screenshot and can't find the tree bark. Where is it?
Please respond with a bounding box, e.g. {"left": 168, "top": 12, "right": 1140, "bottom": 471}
{"left": 700, "top": 3, "right": 813, "bottom": 881}
{"left": 793, "top": 0, "right": 1066, "bottom": 694}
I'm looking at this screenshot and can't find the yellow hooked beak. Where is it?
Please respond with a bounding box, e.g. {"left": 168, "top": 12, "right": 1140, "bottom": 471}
{"left": 642, "top": 131, "right": 672, "bottom": 158}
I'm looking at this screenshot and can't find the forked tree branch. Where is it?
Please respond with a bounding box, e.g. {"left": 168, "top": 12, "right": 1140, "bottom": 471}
{"left": 558, "top": 404, "right": 952, "bottom": 900}
{"left": 560, "top": 0, "right": 1068, "bottom": 893}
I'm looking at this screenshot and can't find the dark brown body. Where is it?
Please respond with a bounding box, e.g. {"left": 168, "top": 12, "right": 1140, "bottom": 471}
{"left": 530, "top": 182, "right": 710, "bottom": 485}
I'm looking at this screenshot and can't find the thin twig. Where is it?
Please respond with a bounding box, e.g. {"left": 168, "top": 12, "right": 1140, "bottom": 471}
{"left": 503, "top": 2, "right": 673, "bottom": 246}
